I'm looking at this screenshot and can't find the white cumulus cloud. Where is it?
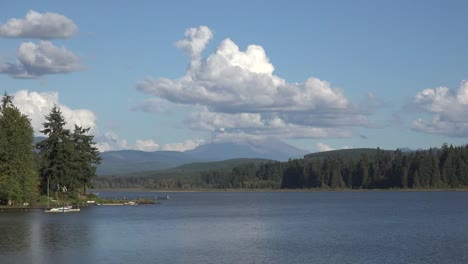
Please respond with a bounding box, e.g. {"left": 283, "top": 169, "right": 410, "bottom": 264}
{"left": 175, "top": 26, "right": 213, "bottom": 58}
{"left": 0, "top": 41, "right": 82, "bottom": 78}
{"left": 94, "top": 132, "right": 205, "bottom": 152}
{"left": 412, "top": 80, "right": 468, "bottom": 136}
{"left": 160, "top": 139, "right": 205, "bottom": 152}
{"left": 187, "top": 108, "right": 351, "bottom": 139}
{"left": 137, "top": 26, "right": 351, "bottom": 114}
{"left": 95, "top": 132, "right": 129, "bottom": 152}
{"left": 189, "top": 107, "right": 264, "bottom": 131}
{"left": 0, "top": 10, "right": 77, "bottom": 39}
{"left": 316, "top": 143, "right": 334, "bottom": 152}
{"left": 135, "top": 139, "right": 160, "bottom": 151}
{"left": 137, "top": 26, "right": 370, "bottom": 141}
{"left": 12, "top": 90, "right": 97, "bottom": 136}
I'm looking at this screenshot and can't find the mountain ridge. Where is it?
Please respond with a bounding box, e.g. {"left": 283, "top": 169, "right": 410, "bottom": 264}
{"left": 97, "top": 139, "right": 308, "bottom": 175}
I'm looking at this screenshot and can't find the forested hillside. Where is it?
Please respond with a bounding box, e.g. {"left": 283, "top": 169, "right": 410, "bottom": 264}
{"left": 93, "top": 145, "right": 468, "bottom": 190}
{"left": 304, "top": 148, "right": 394, "bottom": 161}
{"left": 282, "top": 146, "right": 467, "bottom": 189}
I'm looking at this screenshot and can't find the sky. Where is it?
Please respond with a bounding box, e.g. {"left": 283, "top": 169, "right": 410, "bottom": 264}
{"left": 1, "top": 0, "right": 468, "bottom": 153}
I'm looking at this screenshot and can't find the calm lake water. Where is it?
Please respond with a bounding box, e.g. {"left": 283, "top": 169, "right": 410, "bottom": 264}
{"left": 1, "top": 191, "right": 467, "bottom": 264}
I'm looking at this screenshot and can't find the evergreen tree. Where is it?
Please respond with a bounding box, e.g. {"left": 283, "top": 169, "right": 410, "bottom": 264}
{"left": 37, "top": 105, "right": 74, "bottom": 197}
{"left": 0, "top": 93, "right": 38, "bottom": 204}
{"left": 304, "top": 158, "right": 322, "bottom": 188}
{"left": 357, "top": 155, "right": 369, "bottom": 188}
{"left": 71, "top": 125, "right": 101, "bottom": 194}
{"left": 281, "top": 159, "right": 304, "bottom": 188}
{"left": 430, "top": 155, "right": 441, "bottom": 188}
{"left": 330, "top": 164, "right": 344, "bottom": 188}
{"left": 402, "top": 167, "right": 409, "bottom": 188}
{"left": 341, "top": 160, "right": 354, "bottom": 188}
{"left": 412, "top": 170, "right": 420, "bottom": 188}
{"left": 37, "top": 106, "right": 101, "bottom": 196}
{"left": 418, "top": 153, "right": 433, "bottom": 187}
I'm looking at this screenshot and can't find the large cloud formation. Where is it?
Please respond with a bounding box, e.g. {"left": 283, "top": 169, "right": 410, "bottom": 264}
{"left": 0, "top": 41, "right": 82, "bottom": 78}
{"left": 12, "top": 90, "right": 96, "bottom": 135}
{"left": 412, "top": 80, "right": 468, "bottom": 136}
{"left": 137, "top": 26, "right": 368, "bottom": 141}
{"left": 0, "top": 10, "right": 77, "bottom": 39}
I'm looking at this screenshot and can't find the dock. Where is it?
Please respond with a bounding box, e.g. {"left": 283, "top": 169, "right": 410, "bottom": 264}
{"left": 0, "top": 207, "right": 46, "bottom": 212}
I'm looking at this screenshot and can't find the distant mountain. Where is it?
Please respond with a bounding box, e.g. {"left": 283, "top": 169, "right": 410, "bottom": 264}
{"left": 35, "top": 136, "right": 307, "bottom": 175}
{"left": 97, "top": 139, "right": 308, "bottom": 175}
{"left": 186, "top": 139, "right": 308, "bottom": 162}
{"left": 107, "top": 158, "right": 274, "bottom": 179}
{"left": 34, "top": 136, "right": 46, "bottom": 145}
{"left": 97, "top": 150, "right": 199, "bottom": 175}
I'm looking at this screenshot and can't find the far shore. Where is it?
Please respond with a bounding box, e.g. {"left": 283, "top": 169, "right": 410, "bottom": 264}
{"left": 90, "top": 188, "right": 468, "bottom": 193}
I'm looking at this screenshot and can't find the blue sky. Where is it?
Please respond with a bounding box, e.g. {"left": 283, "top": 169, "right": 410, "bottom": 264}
{"left": 1, "top": 0, "right": 468, "bottom": 152}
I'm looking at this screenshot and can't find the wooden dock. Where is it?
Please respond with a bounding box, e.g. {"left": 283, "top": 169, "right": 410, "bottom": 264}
{"left": 0, "top": 207, "right": 46, "bottom": 212}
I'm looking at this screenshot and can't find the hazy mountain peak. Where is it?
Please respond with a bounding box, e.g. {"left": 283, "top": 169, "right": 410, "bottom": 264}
{"left": 186, "top": 138, "right": 308, "bottom": 161}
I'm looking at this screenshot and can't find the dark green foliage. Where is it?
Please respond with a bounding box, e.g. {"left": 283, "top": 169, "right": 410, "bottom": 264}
{"left": 93, "top": 159, "right": 278, "bottom": 189}
{"left": 288, "top": 146, "right": 468, "bottom": 190}
{"left": 281, "top": 159, "right": 304, "bottom": 188}
{"left": 37, "top": 105, "right": 72, "bottom": 196}
{"left": 304, "top": 158, "right": 322, "bottom": 188}
{"left": 304, "top": 148, "right": 393, "bottom": 161}
{"left": 94, "top": 145, "right": 468, "bottom": 190}
{"left": 71, "top": 125, "right": 101, "bottom": 193}
{"left": 0, "top": 93, "right": 38, "bottom": 203}
{"left": 174, "top": 158, "right": 271, "bottom": 172}
{"left": 37, "top": 105, "right": 100, "bottom": 197}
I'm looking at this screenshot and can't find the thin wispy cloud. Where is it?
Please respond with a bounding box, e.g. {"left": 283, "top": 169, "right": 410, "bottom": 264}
{"left": 412, "top": 80, "right": 468, "bottom": 137}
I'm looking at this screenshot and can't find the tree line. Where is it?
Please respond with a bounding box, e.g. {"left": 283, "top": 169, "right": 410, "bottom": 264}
{"left": 282, "top": 146, "right": 468, "bottom": 189}
{"left": 0, "top": 93, "right": 100, "bottom": 205}
{"left": 94, "top": 145, "right": 468, "bottom": 190}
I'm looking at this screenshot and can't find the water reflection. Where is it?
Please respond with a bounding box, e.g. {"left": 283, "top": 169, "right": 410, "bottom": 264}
{"left": 0, "top": 214, "right": 32, "bottom": 252}
{"left": 0, "top": 210, "right": 93, "bottom": 264}
{"left": 30, "top": 213, "right": 46, "bottom": 264}
{"left": 158, "top": 192, "right": 275, "bottom": 264}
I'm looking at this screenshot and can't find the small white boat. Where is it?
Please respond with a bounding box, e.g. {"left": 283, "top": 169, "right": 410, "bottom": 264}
{"left": 45, "top": 205, "right": 80, "bottom": 213}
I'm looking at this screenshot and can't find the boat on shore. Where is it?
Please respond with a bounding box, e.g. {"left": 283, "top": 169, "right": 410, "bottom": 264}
{"left": 44, "top": 205, "right": 80, "bottom": 213}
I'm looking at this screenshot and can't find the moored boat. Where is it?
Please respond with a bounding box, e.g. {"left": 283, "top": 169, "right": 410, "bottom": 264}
{"left": 45, "top": 205, "right": 80, "bottom": 213}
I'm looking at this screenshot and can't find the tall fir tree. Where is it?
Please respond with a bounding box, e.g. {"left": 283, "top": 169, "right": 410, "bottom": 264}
{"left": 430, "top": 155, "right": 442, "bottom": 188}
{"left": 0, "top": 93, "right": 38, "bottom": 204}
{"left": 37, "top": 105, "right": 101, "bottom": 197}
{"left": 37, "top": 105, "right": 74, "bottom": 197}
{"left": 71, "top": 125, "right": 101, "bottom": 194}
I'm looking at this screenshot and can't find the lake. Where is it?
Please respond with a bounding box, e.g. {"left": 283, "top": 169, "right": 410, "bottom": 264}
{"left": 1, "top": 191, "right": 467, "bottom": 264}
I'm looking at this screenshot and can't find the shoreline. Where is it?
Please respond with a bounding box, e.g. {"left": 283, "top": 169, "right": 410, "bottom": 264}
{"left": 90, "top": 188, "right": 468, "bottom": 193}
